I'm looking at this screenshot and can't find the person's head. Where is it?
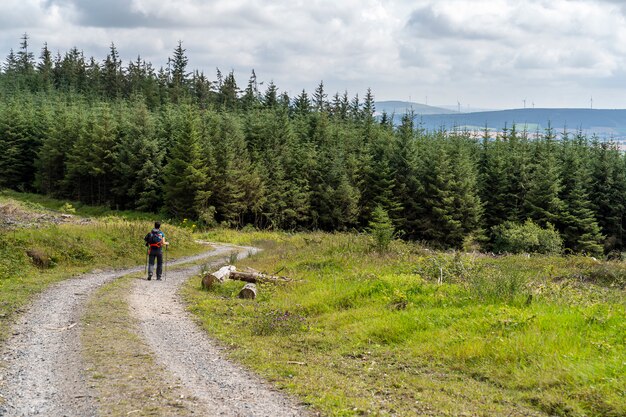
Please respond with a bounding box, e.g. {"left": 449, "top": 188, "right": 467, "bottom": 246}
{"left": 154, "top": 221, "right": 161, "bottom": 229}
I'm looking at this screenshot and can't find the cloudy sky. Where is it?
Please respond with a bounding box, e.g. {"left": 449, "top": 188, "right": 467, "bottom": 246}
{"left": 1, "top": 0, "right": 625, "bottom": 109}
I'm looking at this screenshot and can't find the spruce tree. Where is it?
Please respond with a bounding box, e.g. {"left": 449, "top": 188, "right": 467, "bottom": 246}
{"left": 210, "top": 113, "right": 263, "bottom": 226}
{"left": 102, "top": 43, "right": 123, "bottom": 99}
{"left": 169, "top": 41, "right": 189, "bottom": 103}
{"left": 163, "top": 105, "right": 210, "bottom": 219}
{"left": 525, "top": 126, "right": 563, "bottom": 226}
{"left": 293, "top": 89, "right": 311, "bottom": 117}
{"left": 0, "top": 95, "right": 46, "bottom": 191}
{"left": 218, "top": 70, "right": 239, "bottom": 111}
{"left": 559, "top": 135, "right": 604, "bottom": 255}
{"left": 36, "top": 99, "right": 83, "bottom": 196}
{"left": 391, "top": 112, "right": 422, "bottom": 237}
{"left": 313, "top": 81, "right": 327, "bottom": 112}
{"left": 480, "top": 131, "right": 514, "bottom": 237}
{"left": 241, "top": 70, "right": 260, "bottom": 110}
{"left": 64, "top": 102, "right": 117, "bottom": 204}
{"left": 590, "top": 140, "right": 626, "bottom": 251}
{"left": 16, "top": 33, "right": 35, "bottom": 90}
{"left": 263, "top": 81, "right": 278, "bottom": 109}
{"left": 36, "top": 43, "right": 54, "bottom": 91}
{"left": 112, "top": 100, "right": 164, "bottom": 211}
{"left": 416, "top": 133, "right": 482, "bottom": 247}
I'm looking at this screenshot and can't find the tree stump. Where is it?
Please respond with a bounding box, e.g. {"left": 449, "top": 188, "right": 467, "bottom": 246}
{"left": 238, "top": 283, "right": 257, "bottom": 299}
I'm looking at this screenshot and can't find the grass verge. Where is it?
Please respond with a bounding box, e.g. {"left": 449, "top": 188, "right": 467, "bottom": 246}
{"left": 183, "top": 230, "right": 626, "bottom": 417}
{"left": 0, "top": 190, "right": 155, "bottom": 220}
{"left": 0, "top": 193, "right": 205, "bottom": 342}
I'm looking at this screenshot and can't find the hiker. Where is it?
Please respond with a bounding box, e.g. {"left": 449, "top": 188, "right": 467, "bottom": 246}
{"left": 144, "top": 221, "right": 168, "bottom": 280}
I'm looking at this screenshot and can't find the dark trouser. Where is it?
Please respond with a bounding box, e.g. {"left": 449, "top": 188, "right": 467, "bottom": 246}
{"left": 148, "top": 252, "right": 163, "bottom": 278}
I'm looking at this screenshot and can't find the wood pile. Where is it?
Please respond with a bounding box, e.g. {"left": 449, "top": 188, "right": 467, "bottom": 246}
{"left": 200, "top": 265, "right": 292, "bottom": 299}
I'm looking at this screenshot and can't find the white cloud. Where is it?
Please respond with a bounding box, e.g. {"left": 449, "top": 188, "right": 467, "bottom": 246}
{"left": 1, "top": 0, "right": 626, "bottom": 108}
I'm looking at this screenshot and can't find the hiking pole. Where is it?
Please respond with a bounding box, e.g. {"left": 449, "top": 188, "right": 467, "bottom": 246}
{"left": 164, "top": 243, "right": 168, "bottom": 281}
{"left": 145, "top": 246, "right": 149, "bottom": 275}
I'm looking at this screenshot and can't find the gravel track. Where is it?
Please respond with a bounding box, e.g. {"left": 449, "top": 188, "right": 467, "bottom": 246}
{"left": 129, "top": 244, "right": 312, "bottom": 417}
{"left": 0, "top": 244, "right": 311, "bottom": 416}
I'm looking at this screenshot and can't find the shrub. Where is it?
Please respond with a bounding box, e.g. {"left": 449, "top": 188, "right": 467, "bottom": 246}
{"left": 492, "top": 220, "right": 562, "bottom": 254}
{"left": 368, "top": 206, "right": 395, "bottom": 253}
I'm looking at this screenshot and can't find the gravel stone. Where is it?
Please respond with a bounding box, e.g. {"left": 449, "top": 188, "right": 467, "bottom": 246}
{"left": 0, "top": 245, "right": 310, "bottom": 416}
{"left": 129, "top": 244, "right": 312, "bottom": 417}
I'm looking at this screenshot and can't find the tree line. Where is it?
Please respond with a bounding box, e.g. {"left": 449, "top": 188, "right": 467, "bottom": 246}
{"left": 1, "top": 36, "right": 624, "bottom": 255}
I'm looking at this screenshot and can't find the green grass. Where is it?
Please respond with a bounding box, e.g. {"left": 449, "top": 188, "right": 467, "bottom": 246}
{"left": 0, "top": 193, "right": 205, "bottom": 342}
{"left": 184, "top": 230, "right": 626, "bottom": 416}
{"left": 0, "top": 189, "right": 155, "bottom": 220}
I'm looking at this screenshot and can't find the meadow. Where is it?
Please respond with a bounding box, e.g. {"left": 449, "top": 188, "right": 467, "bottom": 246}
{"left": 1, "top": 192, "right": 624, "bottom": 416}
{"left": 184, "top": 230, "right": 625, "bottom": 416}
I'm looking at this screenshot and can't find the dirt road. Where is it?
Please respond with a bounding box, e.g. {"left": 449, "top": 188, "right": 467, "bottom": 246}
{"left": 0, "top": 245, "right": 310, "bottom": 416}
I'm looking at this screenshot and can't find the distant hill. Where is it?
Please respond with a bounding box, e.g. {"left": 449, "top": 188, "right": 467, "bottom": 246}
{"left": 375, "top": 101, "right": 456, "bottom": 116}
{"left": 410, "top": 108, "right": 626, "bottom": 139}
{"left": 437, "top": 105, "right": 495, "bottom": 113}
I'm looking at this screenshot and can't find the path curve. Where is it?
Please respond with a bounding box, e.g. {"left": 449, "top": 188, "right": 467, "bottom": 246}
{"left": 0, "top": 247, "right": 266, "bottom": 416}
{"left": 129, "top": 243, "right": 311, "bottom": 416}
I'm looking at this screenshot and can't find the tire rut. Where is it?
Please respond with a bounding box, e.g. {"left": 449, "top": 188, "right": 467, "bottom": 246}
{"left": 0, "top": 247, "right": 238, "bottom": 416}
{"left": 128, "top": 244, "right": 312, "bottom": 417}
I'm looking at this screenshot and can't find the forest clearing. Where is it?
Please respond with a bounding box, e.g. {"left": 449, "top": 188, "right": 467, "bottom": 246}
{"left": 0, "top": 193, "right": 623, "bottom": 416}
{"left": 1, "top": 32, "right": 625, "bottom": 416}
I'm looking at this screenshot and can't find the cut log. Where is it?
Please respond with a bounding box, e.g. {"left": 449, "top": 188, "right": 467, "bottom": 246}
{"left": 238, "top": 283, "right": 257, "bottom": 299}
{"left": 201, "top": 265, "right": 236, "bottom": 289}
{"left": 229, "top": 271, "right": 292, "bottom": 284}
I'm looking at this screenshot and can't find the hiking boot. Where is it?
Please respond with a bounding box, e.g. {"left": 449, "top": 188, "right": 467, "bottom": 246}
{"left": 147, "top": 274, "right": 152, "bottom": 281}
{"left": 156, "top": 276, "right": 162, "bottom": 281}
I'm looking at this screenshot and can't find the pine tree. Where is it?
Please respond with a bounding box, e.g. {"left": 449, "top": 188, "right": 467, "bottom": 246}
{"left": 163, "top": 105, "right": 210, "bottom": 219}
{"left": 263, "top": 81, "right": 278, "bottom": 109}
{"left": 169, "top": 41, "right": 189, "bottom": 103}
{"left": 480, "top": 131, "right": 514, "bottom": 236}
{"left": 125, "top": 55, "right": 145, "bottom": 97}
{"left": 559, "top": 135, "right": 604, "bottom": 255}
{"left": 64, "top": 103, "right": 118, "bottom": 204}
{"left": 309, "top": 113, "right": 359, "bottom": 230}
{"left": 210, "top": 113, "right": 263, "bottom": 226}
{"left": 36, "top": 100, "right": 83, "bottom": 196}
{"left": 525, "top": 126, "right": 564, "bottom": 226}
{"left": 85, "top": 56, "right": 102, "bottom": 98}
{"left": 313, "top": 81, "right": 327, "bottom": 112}
{"left": 293, "top": 89, "right": 311, "bottom": 117}
{"left": 218, "top": 70, "right": 239, "bottom": 111}
{"left": 362, "top": 88, "right": 376, "bottom": 122}
{"left": 112, "top": 100, "right": 164, "bottom": 211}
{"left": 0, "top": 96, "right": 42, "bottom": 190}
{"left": 349, "top": 93, "right": 361, "bottom": 121}
{"left": 391, "top": 111, "right": 422, "bottom": 237}
{"left": 416, "top": 133, "right": 482, "bottom": 247}
{"left": 102, "top": 43, "right": 123, "bottom": 99}
{"left": 16, "top": 33, "right": 35, "bottom": 89}
{"left": 505, "top": 124, "right": 532, "bottom": 222}
{"left": 358, "top": 125, "right": 400, "bottom": 227}
{"left": 241, "top": 70, "right": 260, "bottom": 110}
{"left": 4, "top": 49, "right": 18, "bottom": 85}
{"left": 36, "top": 43, "right": 54, "bottom": 91}
{"left": 264, "top": 108, "right": 311, "bottom": 229}
{"left": 590, "top": 140, "right": 626, "bottom": 251}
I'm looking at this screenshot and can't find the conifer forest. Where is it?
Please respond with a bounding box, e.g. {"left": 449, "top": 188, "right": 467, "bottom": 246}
{"left": 1, "top": 36, "right": 624, "bottom": 256}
